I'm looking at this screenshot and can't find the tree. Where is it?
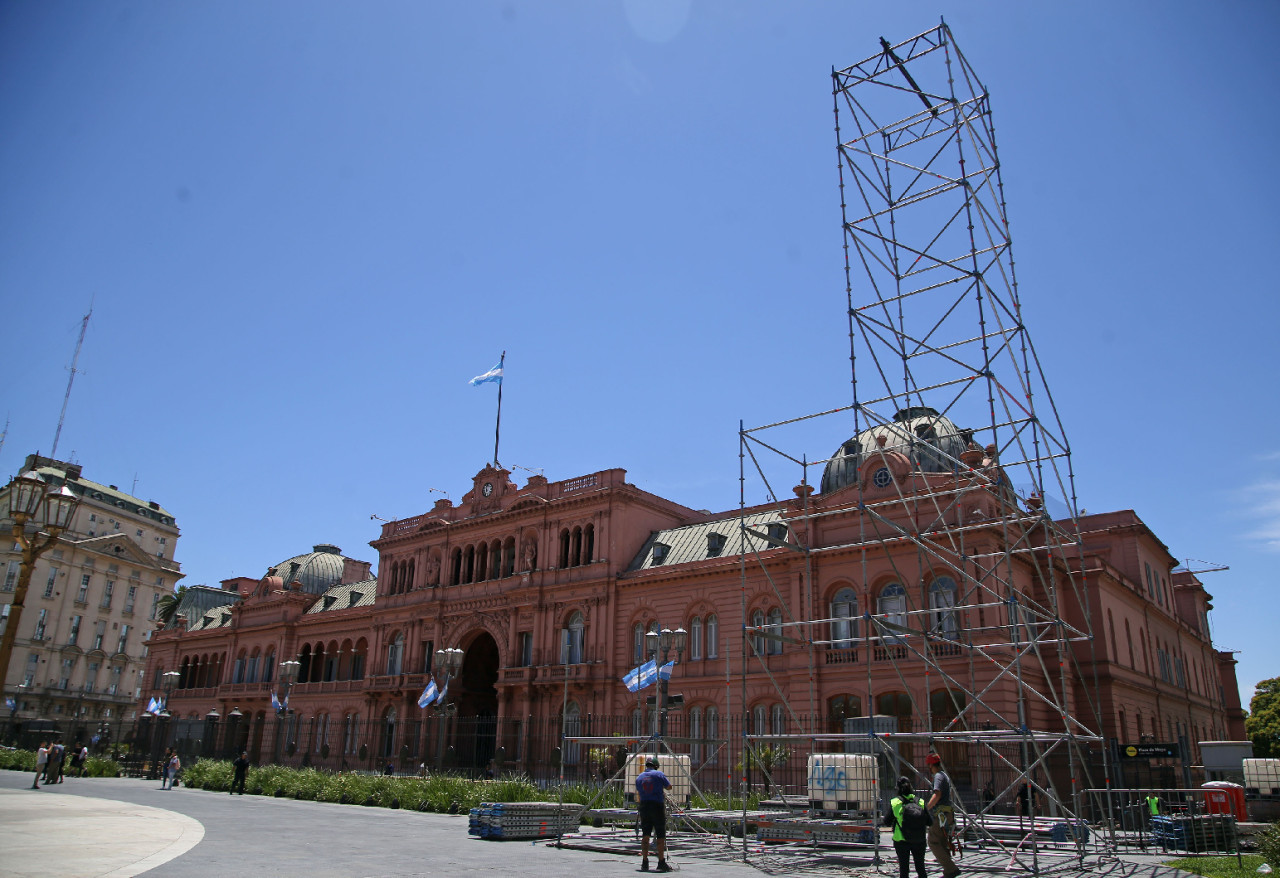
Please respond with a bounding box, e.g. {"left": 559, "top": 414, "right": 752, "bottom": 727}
{"left": 156, "top": 585, "right": 188, "bottom": 628}
{"left": 1245, "top": 677, "right": 1280, "bottom": 758}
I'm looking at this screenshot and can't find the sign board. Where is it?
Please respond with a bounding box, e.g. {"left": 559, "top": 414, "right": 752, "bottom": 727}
{"left": 645, "top": 694, "right": 684, "bottom": 707}
{"left": 1121, "top": 742, "right": 1179, "bottom": 759}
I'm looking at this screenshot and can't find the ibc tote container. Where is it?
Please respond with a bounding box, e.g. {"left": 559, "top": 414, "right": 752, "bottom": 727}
{"left": 808, "top": 753, "right": 879, "bottom": 813}
{"left": 1202, "top": 782, "right": 1247, "bottom": 821}
{"left": 625, "top": 753, "right": 692, "bottom": 805}
{"left": 1243, "top": 759, "right": 1280, "bottom": 797}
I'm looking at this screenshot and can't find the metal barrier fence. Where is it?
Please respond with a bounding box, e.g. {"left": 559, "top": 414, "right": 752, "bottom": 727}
{"left": 4, "top": 711, "right": 1110, "bottom": 811}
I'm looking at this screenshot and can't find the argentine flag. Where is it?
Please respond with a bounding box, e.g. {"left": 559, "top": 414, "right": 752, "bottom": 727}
{"left": 469, "top": 361, "right": 504, "bottom": 386}
{"left": 4, "top": 696, "right": 15, "bottom": 711}
{"left": 622, "top": 666, "right": 641, "bottom": 692}
{"left": 417, "top": 678, "right": 438, "bottom": 709}
{"left": 145, "top": 696, "right": 159, "bottom": 715}
{"left": 438, "top": 677, "right": 449, "bottom": 704}
{"left": 271, "top": 692, "right": 281, "bottom": 712}
{"left": 657, "top": 660, "right": 676, "bottom": 681}
{"left": 637, "top": 659, "right": 659, "bottom": 690}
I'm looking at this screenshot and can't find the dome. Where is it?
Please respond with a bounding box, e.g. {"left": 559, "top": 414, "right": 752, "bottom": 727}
{"left": 266, "top": 544, "right": 352, "bottom": 595}
{"left": 821, "top": 407, "right": 971, "bottom": 494}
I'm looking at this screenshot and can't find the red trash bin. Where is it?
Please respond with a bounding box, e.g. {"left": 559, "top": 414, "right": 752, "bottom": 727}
{"left": 1202, "top": 782, "right": 1246, "bottom": 821}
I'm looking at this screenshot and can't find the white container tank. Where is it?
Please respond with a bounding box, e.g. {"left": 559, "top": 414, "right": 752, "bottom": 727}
{"left": 625, "top": 753, "right": 693, "bottom": 805}
{"left": 808, "top": 753, "right": 879, "bottom": 813}
{"left": 1243, "top": 758, "right": 1280, "bottom": 797}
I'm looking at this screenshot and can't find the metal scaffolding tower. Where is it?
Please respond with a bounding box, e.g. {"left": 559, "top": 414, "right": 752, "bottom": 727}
{"left": 737, "top": 24, "right": 1109, "bottom": 872}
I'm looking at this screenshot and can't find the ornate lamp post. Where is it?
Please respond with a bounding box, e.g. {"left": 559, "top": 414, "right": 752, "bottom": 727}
{"left": 154, "top": 670, "right": 179, "bottom": 777}
{"left": 645, "top": 626, "right": 687, "bottom": 740}
{"left": 274, "top": 659, "right": 300, "bottom": 762}
{"left": 204, "top": 707, "right": 220, "bottom": 757}
{"left": 434, "top": 647, "right": 464, "bottom": 770}
{"left": 0, "top": 472, "right": 80, "bottom": 688}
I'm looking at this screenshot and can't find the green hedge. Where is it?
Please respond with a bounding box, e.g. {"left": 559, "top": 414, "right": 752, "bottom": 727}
{"left": 0, "top": 749, "right": 36, "bottom": 771}
{"left": 182, "top": 760, "right": 594, "bottom": 814}
{"left": 0, "top": 749, "right": 120, "bottom": 776}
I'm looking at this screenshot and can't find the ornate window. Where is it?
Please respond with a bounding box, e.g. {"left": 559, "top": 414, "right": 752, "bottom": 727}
{"left": 387, "top": 633, "right": 404, "bottom": 676}
{"left": 878, "top": 583, "right": 907, "bottom": 643}
{"left": 766, "top": 608, "right": 783, "bottom": 655}
{"left": 560, "top": 612, "right": 585, "bottom": 665}
{"left": 750, "top": 610, "right": 766, "bottom": 656}
{"left": 690, "top": 617, "right": 703, "bottom": 660}
{"left": 830, "top": 587, "right": 859, "bottom": 648}
{"left": 929, "top": 577, "right": 959, "bottom": 640}
{"left": 706, "top": 615, "right": 719, "bottom": 659}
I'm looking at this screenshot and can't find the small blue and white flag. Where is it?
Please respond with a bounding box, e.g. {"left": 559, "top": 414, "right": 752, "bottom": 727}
{"left": 622, "top": 666, "right": 641, "bottom": 693}
{"left": 637, "top": 659, "right": 658, "bottom": 690}
{"left": 437, "top": 677, "right": 449, "bottom": 704}
{"left": 281, "top": 692, "right": 289, "bottom": 712}
{"left": 145, "top": 696, "right": 160, "bottom": 715}
{"left": 5, "top": 696, "right": 17, "bottom": 711}
{"left": 271, "top": 692, "right": 281, "bottom": 712}
{"left": 657, "top": 660, "right": 676, "bottom": 681}
{"left": 469, "top": 361, "right": 504, "bottom": 386}
{"left": 417, "top": 678, "right": 438, "bottom": 708}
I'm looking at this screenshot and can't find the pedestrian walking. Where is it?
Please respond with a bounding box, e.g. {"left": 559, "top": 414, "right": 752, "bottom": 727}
{"left": 32, "top": 742, "right": 48, "bottom": 789}
{"left": 231, "top": 751, "right": 250, "bottom": 795}
{"left": 925, "top": 753, "right": 960, "bottom": 878}
{"left": 884, "top": 775, "right": 932, "bottom": 878}
{"left": 635, "top": 756, "right": 672, "bottom": 872}
{"left": 49, "top": 741, "right": 66, "bottom": 783}
{"left": 160, "top": 749, "right": 180, "bottom": 789}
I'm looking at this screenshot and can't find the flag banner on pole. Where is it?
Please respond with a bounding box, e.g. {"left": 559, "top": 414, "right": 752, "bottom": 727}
{"left": 438, "top": 678, "right": 449, "bottom": 703}
{"left": 657, "top": 660, "right": 676, "bottom": 681}
{"left": 271, "top": 692, "right": 281, "bottom": 712}
{"left": 282, "top": 692, "right": 289, "bottom": 712}
{"left": 622, "top": 666, "right": 641, "bottom": 692}
{"left": 4, "top": 696, "right": 15, "bottom": 711}
{"left": 469, "top": 361, "right": 504, "bottom": 386}
{"left": 417, "top": 678, "right": 438, "bottom": 708}
{"left": 145, "top": 697, "right": 158, "bottom": 715}
{"left": 637, "top": 659, "right": 658, "bottom": 690}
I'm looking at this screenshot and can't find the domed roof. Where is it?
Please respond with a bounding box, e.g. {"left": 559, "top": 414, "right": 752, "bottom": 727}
{"left": 267, "top": 544, "right": 352, "bottom": 595}
{"left": 821, "top": 407, "right": 971, "bottom": 494}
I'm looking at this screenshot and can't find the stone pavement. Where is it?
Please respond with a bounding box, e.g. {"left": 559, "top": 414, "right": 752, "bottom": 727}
{"left": 0, "top": 771, "right": 1205, "bottom": 878}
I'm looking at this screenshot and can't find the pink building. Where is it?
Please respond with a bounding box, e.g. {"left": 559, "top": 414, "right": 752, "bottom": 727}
{"left": 143, "top": 440, "right": 1241, "bottom": 794}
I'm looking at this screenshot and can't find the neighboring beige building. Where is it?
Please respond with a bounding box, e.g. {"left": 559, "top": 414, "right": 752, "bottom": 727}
{"left": 1, "top": 454, "right": 182, "bottom": 739}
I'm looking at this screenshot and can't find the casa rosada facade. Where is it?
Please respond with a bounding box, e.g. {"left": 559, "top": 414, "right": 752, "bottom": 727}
{"left": 142, "top": 459, "right": 1245, "bottom": 786}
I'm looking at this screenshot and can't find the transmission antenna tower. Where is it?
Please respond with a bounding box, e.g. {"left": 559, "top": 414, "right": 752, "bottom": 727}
{"left": 50, "top": 308, "right": 92, "bottom": 460}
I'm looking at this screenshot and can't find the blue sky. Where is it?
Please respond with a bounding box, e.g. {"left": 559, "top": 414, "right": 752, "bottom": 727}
{"left": 2, "top": 2, "right": 1277, "bottom": 709}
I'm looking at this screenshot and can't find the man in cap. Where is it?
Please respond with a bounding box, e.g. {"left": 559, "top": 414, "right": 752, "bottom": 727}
{"left": 925, "top": 753, "right": 960, "bottom": 878}
{"left": 635, "top": 756, "right": 672, "bottom": 872}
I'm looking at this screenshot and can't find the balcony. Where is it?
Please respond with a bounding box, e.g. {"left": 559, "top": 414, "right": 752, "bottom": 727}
{"left": 500, "top": 666, "right": 532, "bottom": 683}
{"left": 824, "top": 648, "right": 860, "bottom": 665}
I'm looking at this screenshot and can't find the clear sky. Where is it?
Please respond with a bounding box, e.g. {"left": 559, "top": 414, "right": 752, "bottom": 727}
{"left": 2, "top": 2, "right": 1276, "bottom": 709}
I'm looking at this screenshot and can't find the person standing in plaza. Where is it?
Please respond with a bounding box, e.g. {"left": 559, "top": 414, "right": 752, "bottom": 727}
{"left": 32, "top": 742, "right": 48, "bottom": 789}
{"left": 635, "top": 756, "right": 672, "bottom": 873}
{"left": 925, "top": 753, "right": 960, "bottom": 878}
{"left": 231, "top": 751, "right": 250, "bottom": 795}
{"left": 884, "top": 775, "right": 932, "bottom": 878}
{"left": 48, "top": 741, "right": 65, "bottom": 784}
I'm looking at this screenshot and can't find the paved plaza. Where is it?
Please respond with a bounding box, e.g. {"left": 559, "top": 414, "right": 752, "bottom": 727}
{"left": 0, "top": 772, "right": 1205, "bottom": 878}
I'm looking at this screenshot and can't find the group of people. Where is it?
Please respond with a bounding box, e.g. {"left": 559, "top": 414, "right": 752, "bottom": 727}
{"left": 30, "top": 741, "right": 90, "bottom": 789}
{"left": 884, "top": 752, "right": 962, "bottom": 878}
{"left": 159, "top": 749, "right": 182, "bottom": 789}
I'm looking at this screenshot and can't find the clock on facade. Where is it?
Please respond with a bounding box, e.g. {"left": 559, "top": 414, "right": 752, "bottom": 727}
{"left": 482, "top": 482, "right": 494, "bottom": 497}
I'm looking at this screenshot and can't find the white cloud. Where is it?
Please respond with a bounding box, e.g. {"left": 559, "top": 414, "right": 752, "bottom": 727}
{"left": 1241, "top": 476, "right": 1280, "bottom": 551}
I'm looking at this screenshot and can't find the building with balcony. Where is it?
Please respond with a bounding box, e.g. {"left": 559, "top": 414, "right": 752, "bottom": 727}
{"left": 138, "top": 425, "right": 1242, "bottom": 792}
{"left": 2, "top": 454, "right": 182, "bottom": 742}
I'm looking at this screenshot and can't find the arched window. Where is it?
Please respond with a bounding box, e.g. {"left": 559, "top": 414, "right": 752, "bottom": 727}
{"left": 752, "top": 704, "right": 767, "bottom": 735}
{"left": 878, "top": 583, "right": 907, "bottom": 643}
{"left": 246, "top": 649, "right": 260, "bottom": 684}
{"left": 381, "top": 707, "right": 397, "bottom": 758}
{"left": 706, "top": 707, "right": 719, "bottom": 765}
{"left": 451, "top": 548, "right": 462, "bottom": 586}
{"left": 1107, "top": 610, "right": 1117, "bottom": 664}
{"left": 489, "top": 541, "right": 502, "bottom": 580}
{"left": 476, "top": 543, "right": 489, "bottom": 582}
{"left": 463, "top": 546, "right": 475, "bottom": 583}
{"left": 706, "top": 615, "right": 719, "bottom": 659}
{"left": 352, "top": 639, "right": 367, "bottom": 680}
{"left": 570, "top": 527, "right": 582, "bottom": 567}
{"left": 766, "top": 608, "right": 783, "bottom": 655}
{"left": 563, "top": 702, "right": 581, "bottom": 765}
{"left": 386, "top": 633, "right": 404, "bottom": 676}
{"left": 828, "top": 694, "right": 862, "bottom": 732}
{"left": 561, "top": 612, "right": 585, "bottom": 665}
{"left": 559, "top": 529, "right": 571, "bottom": 568}
{"left": 503, "top": 537, "right": 516, "bottom": 577}
{"left": 750, "top": 610, "right": 766, "bottom": 657}
{"left": 831, "top": 587, "right": 859, "bottom": 648}
{"left": 262, "top": 649, "right": 275, "bottom": 684}
{"left": 407, "top": 558, "right": 416, "bottom": 591}
{"left": 232, "top": 650, "right": 247, "bottom": 684}
{"left": 690, "top": 617, "right": 703, "bottom": 660}
{"left": 583, "top": 524, "right": 595, "bottom": 565}
{"left": 770, "top": 703, "right": 786, "bottom": 735}
{"left": 929, "top": 577, "right": 958, "bottom": 640}
{"left": 690, "top": 707, "right": 704, "bottom": 762}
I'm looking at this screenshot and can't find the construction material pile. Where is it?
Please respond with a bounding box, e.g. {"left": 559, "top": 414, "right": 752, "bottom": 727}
{"left": 1150, "top": 815, "right": 1237, "bottom": 853}
{"left": 963, "top": 815, "right": 1089, "bottom": 845}
{"left": 468, "top": 801, "right": 582, "bottom": 840}
{"left": 756, "top": 816, "right": 877, "bottom": 846}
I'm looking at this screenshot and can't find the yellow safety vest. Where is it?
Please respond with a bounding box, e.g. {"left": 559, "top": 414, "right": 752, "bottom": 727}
{"left": 891, "top": 796, "right": 926, "bottom": 843}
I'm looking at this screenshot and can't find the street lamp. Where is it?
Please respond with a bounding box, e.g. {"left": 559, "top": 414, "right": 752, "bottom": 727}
{"left": 648, "top": 626, "right": 687, "bottom": 740}
{"left": 434, "top": 647, "right": 464, "bottom": 770}
{"left": 276, "top": 660, "right": 300, "bottom": 714}
{"left": 0, "top": 472, "right": 80, "bottom": 689}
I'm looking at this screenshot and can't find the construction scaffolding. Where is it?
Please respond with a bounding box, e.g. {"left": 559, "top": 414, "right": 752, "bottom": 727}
{"left": 733, "top": 22, "right": 1112, "bottom": 874}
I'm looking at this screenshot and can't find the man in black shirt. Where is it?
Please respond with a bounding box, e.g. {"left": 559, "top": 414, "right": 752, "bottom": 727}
{"left": 925, "top": 753, "right": 960, "bottom": 878}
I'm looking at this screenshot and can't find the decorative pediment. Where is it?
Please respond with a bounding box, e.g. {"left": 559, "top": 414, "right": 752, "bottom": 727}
{"left": 73, "top": 534, "right": 167, "bottom": 570}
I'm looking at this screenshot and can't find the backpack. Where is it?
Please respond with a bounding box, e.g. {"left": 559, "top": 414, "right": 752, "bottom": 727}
{"left": 900, "top": 797, "right": 932, "bottom": 833}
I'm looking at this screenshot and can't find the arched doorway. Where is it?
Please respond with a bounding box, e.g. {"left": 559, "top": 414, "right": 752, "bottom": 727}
{"left": 454, "top": 631, "right": 499, "bottom": 770}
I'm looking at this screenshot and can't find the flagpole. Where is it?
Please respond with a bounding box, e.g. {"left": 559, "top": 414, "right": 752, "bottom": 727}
{"left": 493, "top": 351, "right": 506, "bottom": 467}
